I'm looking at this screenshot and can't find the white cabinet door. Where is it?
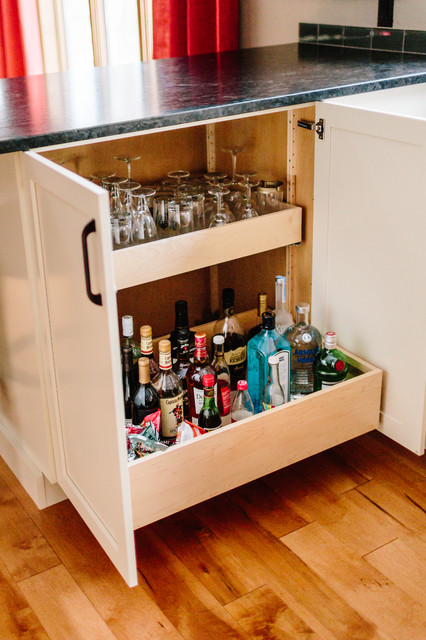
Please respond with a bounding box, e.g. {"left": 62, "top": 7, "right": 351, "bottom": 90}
{"left": 312, "top": 93, "right": 426, "bottom": 454}
{"left": 21, "top": 152, "right": 137, "bottom": 586}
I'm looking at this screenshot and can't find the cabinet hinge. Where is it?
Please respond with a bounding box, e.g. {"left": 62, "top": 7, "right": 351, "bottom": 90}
{"left": 297, "top": 118, "right": 324, "bottom": 140}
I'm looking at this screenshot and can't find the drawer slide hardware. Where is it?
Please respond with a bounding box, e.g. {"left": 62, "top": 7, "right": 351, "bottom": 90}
{"left": 297, "top": 118, "right": 324, "bottom": 139}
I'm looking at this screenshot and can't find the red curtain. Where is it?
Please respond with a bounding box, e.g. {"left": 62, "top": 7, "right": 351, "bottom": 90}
{"left": 0, "top": 0, "right": 44, "bottom": 78}
{"left": 153, "top": 0, "right": 239, "bottom": 60}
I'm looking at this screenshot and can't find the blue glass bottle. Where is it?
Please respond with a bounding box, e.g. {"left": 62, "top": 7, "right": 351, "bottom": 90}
{"left": 247, "top": 311, "right": 291, "bottom": 413}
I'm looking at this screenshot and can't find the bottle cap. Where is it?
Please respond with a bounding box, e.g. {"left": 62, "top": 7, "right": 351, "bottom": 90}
{"left": 262, "top": 311, "right": 276, "bottom": 330}
{"left": 158, "top": 339, "right": 171, "bottom": 353}
{"left": 213, "top": 334, "right": 225, "bottom": 344}
{"left": 138, "top": 357, "right": 151, "bottom": 383}
{"left": 195, "top": 332, "right": 207, "bottom": 348}
{"left": 296, "top": 302, "right": 310, "bottom": 313}
{"left": 325, "top": 331, "right": 337, "bottom": 349}
{"left": 122, "top": 315, "right": 133, "bottom": 337}
{"left": 175, "top": 300, "right": 188, "bottom": 313}
{"left": 268, "top": 354, "right": 280, "bottom": 365}
{"left": 203, "top": 374, "right": 215, "bottom": 387}
{"left": 140, "top": 325, "right": 152, "bottom": 338}
{"left": 258, "top": 292, "right": 267, "bottom": 302}
{"left": 237, "top": 380, "right": 248, "bottom": 391}
{"left": 222, "top": 287, "right": 235, "bottom": 308}
{"left": 275, "top": 275, "right": 285, "bottom": 282}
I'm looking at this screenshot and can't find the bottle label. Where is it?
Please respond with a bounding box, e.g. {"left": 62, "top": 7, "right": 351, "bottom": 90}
{"left": 160, "top": 393, "right": 184, "bottom": 438}
{"left": 220, "top": 385, "right": 231, "bottom": 415}
{"left": 224, "top": 345, "right": 247, "bottom": 366}
{"left": 140, "top": 336, "right": 153, "bottom": 355}
{"left": 321, "top": 380, "right": 339, "bottom": 389}
{"left": 159, "top": 350, "right": 172, "bottom": 370}
{"left": 275, "top": 350, "right": 290, "bottom": 402}
{"left": 294, "top": 346, "right": 319, "bottom": 364}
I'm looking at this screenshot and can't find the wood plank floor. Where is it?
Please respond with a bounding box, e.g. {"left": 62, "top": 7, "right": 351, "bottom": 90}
{"left": 0, "top": 431, "right": 425, "bottom": 640}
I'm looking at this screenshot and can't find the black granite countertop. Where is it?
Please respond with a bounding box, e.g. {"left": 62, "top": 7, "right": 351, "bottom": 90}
{"left": 1, "top": 43, "right": 425, "bottom": 153}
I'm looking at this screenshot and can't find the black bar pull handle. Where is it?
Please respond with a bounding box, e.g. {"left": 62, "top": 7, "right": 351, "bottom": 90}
{"left": 81, "top": 219, "right": 102, "bottom": 306}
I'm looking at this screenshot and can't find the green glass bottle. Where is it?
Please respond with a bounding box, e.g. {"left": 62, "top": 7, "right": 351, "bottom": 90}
{"left": 313, "top": 331, "right": 348, "bottom": 391}
{"left": 198, "top": 374, "right": 222, "bottom": 432}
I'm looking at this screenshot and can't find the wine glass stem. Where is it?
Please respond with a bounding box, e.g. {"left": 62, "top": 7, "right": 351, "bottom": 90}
{"left": 217, "top": 191, "right": 223, "bottom": 212}
{"left": 127, "top": 162, "right": 131, "bottom": 179}
{"left": 231, "top": 152, "right": 237, "bottom": 182}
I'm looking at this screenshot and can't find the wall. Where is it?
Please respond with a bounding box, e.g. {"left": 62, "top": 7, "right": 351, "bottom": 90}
{"left": 240, "top": 0, "right": 426, "bottom": 48}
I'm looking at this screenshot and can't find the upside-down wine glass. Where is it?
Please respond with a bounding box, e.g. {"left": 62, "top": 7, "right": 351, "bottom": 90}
{"left": 220, "top": 146, "right": 246, "bottom": 212}
{"left": 235, "top": 171, "right": 260, "bottom": 219}
{"left": 208, "top": 184, "right": 235, "bottom": 227}
{"left": 131, "top": 187, "right": 158, "bottom": 244}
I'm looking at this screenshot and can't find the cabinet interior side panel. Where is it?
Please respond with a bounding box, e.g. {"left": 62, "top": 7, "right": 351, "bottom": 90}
{"left": 214, "top": 111, "right": 288, "bottom": 182}
{"left": 41, "top": 126, "right": 208, "bottom": 184}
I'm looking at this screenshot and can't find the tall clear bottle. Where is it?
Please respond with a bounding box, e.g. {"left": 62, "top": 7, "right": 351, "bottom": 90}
{"left": 284, "top": 302, "right": 322, "bottom": 400}
{"left": 131, "top": 357, "right": 160, "bottom": 426}
{"left": 262, "top": 354, "right": 285, "bottom": 411}
{"left": 152, "top": 340, "right": 184, "bottom": 443}
{"left": 122, "top": 315, "right": 141, "bottom": 363}
{"left": 139, "top": 325, "right": 160, "bottom": 379}
{"left": 186, "top": 332, "right": 216, "bottom": 425}
{"left": 213, "top": 287, "right": 246, "bottom": 390}
{"left": 211, "top": 334, "right": 231, "bottom": 417}
{"left": 247, "top": 311, "right": 291, "bottom": 413}
{"left": 169, "top": 300, "right": 195, "bottom": 363}
{"left": 274, "top": 276, "right": 293, "bottom": 335}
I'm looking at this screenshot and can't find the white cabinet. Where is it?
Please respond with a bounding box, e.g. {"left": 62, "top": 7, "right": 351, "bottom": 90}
{"left": 2, "top": 87, "right": 424, "bottom": 586}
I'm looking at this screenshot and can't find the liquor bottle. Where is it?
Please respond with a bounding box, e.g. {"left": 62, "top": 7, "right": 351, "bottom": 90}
{"left": 262, "top": 354, "right": 285, "bottom": 411}
{"left": 247, "top": 311, "right": 291, "bottom": 413}
{"left": 122, "top": 315, "right": 141, "bottom": 363}
{"left": 313, "top": 331, "right": 348, "bottom": 391}
{"left": 284, "top": 302, "right": 322, "bottom": 400}
{"left": 186, "top": 332, "right": 216, "bottom": 425}
{"left": 231, "top": 380, "right": 254, "bottom": 423}
{"left": 169, "top": 300, "right": 195, "bottom": 363}
{"left": 173, "top": 328, "right": 192, "bottom": 419}
{"left": 213, "top": 287, "right": 246, "bottom": 390}
{"left": 152, "top": 340, "right": 184, "bottom": 443}
{"left": 139, "top": 325, "right": 160, "bottom": 379}
{"left": 131, "top": 357, "right": 160, "bottom": 426}
{"left": 198, "top": 374, "right": 222, "bottom": 431}
{"left": 247, "top": 292, "right": 268, "bottom": 341}
{"left": 211, "top": 334, "right": 231, "bottom": 416}
{"left": 274, "top": 276, "right": 293, "bottom": 335}
{"left": 122, "top": 344, "right": 136, "bottom": 424}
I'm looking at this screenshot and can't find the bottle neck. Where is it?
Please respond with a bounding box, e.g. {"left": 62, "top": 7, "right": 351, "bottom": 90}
{"left": 175, "top": 312, "right": 189, "bottom": 331}
{"left": 275, "top": 279, "right": 286, "bottom": 312}
{"left": 140, "top": 335, "right": 153, "bottom": 356}
{"left": 194, "top": 346, "right": 208, "bottom": 363}
{"left": 159, "top": 350, "right": 172, "bottom": 371}
{"left": 213, "top": 343, "right": 225, "bottom": 362}
{"left": 296, "top": 309, "right": 309, "bottom": 325}
{"left": 177, "top": 341, "right": 190, "bottom": 363}
{"left": 203, "top": 386, "right": 216, "bottom": 407}
{"left": 223, "top": 305, "right": 234, "bottom": 317}
{"left": 257, "top": 298, "right": 267, "bottom": 322}
{"left": 270, "top": 362, "right": 280, "bottom": 386}
{"left": 139, "top": 368, "right": 150, "bottom": 384}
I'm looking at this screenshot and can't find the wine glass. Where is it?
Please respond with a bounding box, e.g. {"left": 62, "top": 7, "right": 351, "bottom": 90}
{"left": 101, "top": 175, "right": 129, "bottom": 210}
{"left": 167, "top": 169, "right": 190, "bottom": 189}
{"left": 221, "top": 146, "right": 246, "bottom": 212}
{"left": 115, "top": 180, "right": 141, "bottom": 211}
{"left": 131, "top": 187, "right": 158, "bottom": 244}
{"left": 235, "top": 171, "right": 260, "bottom": 219}
{"left": 114, "top": 155, "right": 142, "bottom": 180}
{"left": 208, "top": 185, "right": 235, "bottom": 227}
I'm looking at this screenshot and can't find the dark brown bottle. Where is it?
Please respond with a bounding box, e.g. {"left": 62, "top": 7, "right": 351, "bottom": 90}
{"left": 122, "top": 344, "right": 136, "bottom": 424}
{"left": 186, "top": 332, "right": 216, "bottom": 425}
{"left": 169, "top": 300, "right": 195, "bottom": 363}
{"left": 131, "top": 358, "right": 160, "bottom": 426}
{"left": 173, "top": 329, "right": 191, "bottom": 419}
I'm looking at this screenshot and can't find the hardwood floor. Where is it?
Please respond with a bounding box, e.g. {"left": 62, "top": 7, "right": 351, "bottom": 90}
{"left": 0, "top": 431, "right": 425, "bottom": 640}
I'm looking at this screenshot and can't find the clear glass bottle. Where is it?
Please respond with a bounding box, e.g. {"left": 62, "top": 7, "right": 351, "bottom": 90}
{"left": 231, "top": 380, "right": 254, "bottom": 423}
{"left": 284, "top": 302, "right": 322, "bottom": 400}
{"left": 213, "top": 288, "right": 246, "bottom": 390}
{"left": 198, "top": 374, "right": 222, "bottom": 431}
{"left": 211, "top": 334, "right": 231, "bottom": 417}
{"left": 122, "top": 344, "right": 136, "bottom": 424}
{"left": 186, "top": 332, "right": 216, "bottom": 425}
{"left": 247, "top": 311, "right": 291, "bottom": 413}
{"left": 247, "top": 292, "right": 268, "bottom": 341}
{"left": 313, "top": 331, "right": 348, "bottom": 391}
{"left": 122, "top": 315, "right": 141, "bottom": 363}
{"left": 139, "top": 325, "right": 160, "bottom": 379}
{"left": 169, "top": 300, "right": 195, "bottom": 363}
{"left": 274, "top": 276, "right": 293, "bottom": 335}
{"left": 173, "top": 328, "right": 192, "bottom": 419}
{"left": 152, "top": 340, "right": 184, "bottom": 443}
{"left": 131, "top": 357, "right": 160, "bottom": 426}
{"left": 262, "top": 354, "right": 285, "bottom": 411}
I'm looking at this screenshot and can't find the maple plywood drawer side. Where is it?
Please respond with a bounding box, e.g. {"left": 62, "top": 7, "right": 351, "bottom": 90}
{"left": 129, "top": 350, "right": 382, "bottom": 530}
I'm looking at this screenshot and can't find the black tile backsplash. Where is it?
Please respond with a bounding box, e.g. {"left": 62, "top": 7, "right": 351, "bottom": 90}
{"left": 299, "top": 23, "right": 426, "bottom": 55}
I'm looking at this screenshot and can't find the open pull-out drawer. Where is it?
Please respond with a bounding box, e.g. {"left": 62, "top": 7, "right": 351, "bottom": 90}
{"left": 130, "top": 319, "right": 382, "bottom": 530}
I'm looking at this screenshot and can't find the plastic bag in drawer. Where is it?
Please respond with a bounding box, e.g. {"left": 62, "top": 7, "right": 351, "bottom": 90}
{"left": 176, "top": 420, "right": 207, "bottom": 443}
{"left": 127, "top": 409, "right": 164, "bottom": 458}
